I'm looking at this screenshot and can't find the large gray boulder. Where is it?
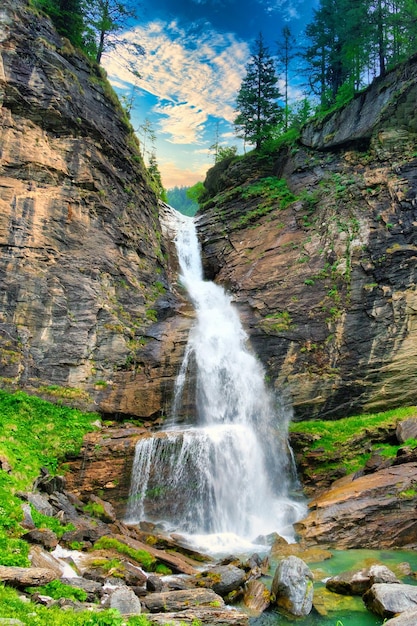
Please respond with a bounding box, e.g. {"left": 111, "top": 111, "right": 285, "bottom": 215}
{"left": 271, "top": 555, "right": 313, "bottom": 617}
{"left": 107, "top": 586, "right": 141, "bottom": 615}
{"left": 364, "top": 583, "right": 417, "bottom": 618}
{"left": 326, "top": 564, "right": 400, "bottom": 595}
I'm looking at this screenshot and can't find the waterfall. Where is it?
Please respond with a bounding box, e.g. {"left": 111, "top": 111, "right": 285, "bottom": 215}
{"left": 126, "top": 209, "right": 306, "bottom": 552}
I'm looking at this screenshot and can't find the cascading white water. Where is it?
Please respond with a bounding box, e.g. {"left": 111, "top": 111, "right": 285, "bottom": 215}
{"left": 126, "top": 209, "right": 306, "bottom": 552}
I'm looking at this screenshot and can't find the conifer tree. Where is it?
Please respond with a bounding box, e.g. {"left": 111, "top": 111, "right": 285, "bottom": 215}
{"left": 234, "top": 33, "right": 282, "bottom": 150}
{"left": 276, "top": 26, "right": 296, "bottom": 130}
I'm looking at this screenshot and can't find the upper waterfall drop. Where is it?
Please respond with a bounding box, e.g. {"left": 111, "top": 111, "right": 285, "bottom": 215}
{"left": 126, "top": 207, "right": 306, "bottom": 553}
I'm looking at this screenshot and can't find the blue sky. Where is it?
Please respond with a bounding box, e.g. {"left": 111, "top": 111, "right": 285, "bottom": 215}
{"left": 103, "top": 0, "right": 317, "bottom": 188}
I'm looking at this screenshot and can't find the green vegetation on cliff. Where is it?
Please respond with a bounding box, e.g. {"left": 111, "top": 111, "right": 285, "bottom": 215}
{"left": 290, "top": 406, "right": 417, "bottom": 482}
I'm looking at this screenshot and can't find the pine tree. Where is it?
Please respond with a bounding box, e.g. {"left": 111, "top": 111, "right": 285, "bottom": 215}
{"left": 276, "top": 26, "right": 296, "bottom": 130}
{"left": 234, "top": 33, "right": 282, "bottom": 150}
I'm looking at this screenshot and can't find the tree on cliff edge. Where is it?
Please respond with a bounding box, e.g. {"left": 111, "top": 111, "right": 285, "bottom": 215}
{"left": 83, "top": 0, "right": 139, "bottom": 64}
{"left": 234, "top": 33, "right": 282, "bottom": 150}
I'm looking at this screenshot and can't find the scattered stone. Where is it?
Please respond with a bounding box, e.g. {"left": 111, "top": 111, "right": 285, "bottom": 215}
{"left": 243, "top": 579, "right": 270, "bottom": 614}
{"left": 22, "top": 529, "right": 58, "bottom": 550}
{"left": 88, "top": 495, "right": 117, "bottom": 523}
{"left": 143, "top": 588, "right": 224, "bottom": 613}
{"left": 107, "top": 586, "right": 141, "bottom": 615}
{"left": 326, "top": 564, "right": 400, "bottom": 595}
{"left": 196, "top": 564, "right": 247, "bottom": 597}
{"left": 396, "top": 418, "right": 417, "bottom": 444}
{"left": 147, "top": 575, "right": 163, "bottom": 592}
{"left": 271, "top": 555, "right": 313, "bottom": 617}
{"left": 363, "top": 583, "right": 417, "bottom": 617}
{"left": 383, "top": 607, "right": 417, "bottom": 625}
{"left": 0, "top": 566, "right": 57, "bottom": 587}
{"left": 29, "top": 545, "right": 70, "bottom": 577}
{"left": 24, "top": 493, "right": 54, "bottom": 518}
{"left": 144, "top": 607, "right": 249, "bottom": 625}
{"left": 21, "top": 503, "right": 36, "bottom": 530}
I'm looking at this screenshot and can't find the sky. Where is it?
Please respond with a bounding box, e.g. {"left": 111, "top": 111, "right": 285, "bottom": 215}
{"left": 103, "top": 0, "right": 318, "bottom": 189}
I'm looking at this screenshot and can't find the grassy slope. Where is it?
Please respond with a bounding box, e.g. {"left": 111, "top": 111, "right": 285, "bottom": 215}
{"left": 290, "top": 405, "right": 417, "bottom": 481}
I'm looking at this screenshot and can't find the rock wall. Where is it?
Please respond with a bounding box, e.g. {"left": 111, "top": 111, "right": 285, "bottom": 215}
{"left": 197, "top": 55, "right": 417, "bottom": 420}
{"left": 0, "top": 0, "right": 191, "bottom": 418}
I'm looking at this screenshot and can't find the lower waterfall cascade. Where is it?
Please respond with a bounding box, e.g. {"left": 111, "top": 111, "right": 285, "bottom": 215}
{"left": 126, "top": 208, "right": 306, "bottom": 553}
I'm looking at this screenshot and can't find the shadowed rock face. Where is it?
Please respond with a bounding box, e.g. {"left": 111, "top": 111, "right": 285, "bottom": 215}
{"left": 0, "top": 0, "right": 191, "bottom": 418}
{"left": 197, "top": 54, "right": 417, "bottom": 421}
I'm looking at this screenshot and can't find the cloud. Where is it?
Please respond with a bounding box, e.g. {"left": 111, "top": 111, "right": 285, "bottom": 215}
{"left": 160, "top": 159, "right": 209, "bottom": 188}
{"left": 103, "top": 21, "right": 249, "bottom": 144}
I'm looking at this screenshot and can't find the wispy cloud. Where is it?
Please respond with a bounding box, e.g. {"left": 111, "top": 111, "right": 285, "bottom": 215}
{"left": 104, "top": 21, "right": 249, "bottom": 145}
{"left": 159, "top": 159, "right": 209, "bottom": 188}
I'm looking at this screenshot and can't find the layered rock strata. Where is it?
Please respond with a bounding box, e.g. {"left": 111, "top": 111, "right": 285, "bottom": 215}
{"left": 0, "top": 0, "right": 190, "bottom": 418}
{"left": 197, "top": 54, "right": 417, "bottom": 420}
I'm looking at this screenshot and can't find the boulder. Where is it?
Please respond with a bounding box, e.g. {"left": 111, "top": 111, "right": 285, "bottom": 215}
{"left": 326, "top": 564, "right": 400, "bottom": 595}
{"left": 383, "top": 607, "right": 417, "bottom": 625}
{"left": 22, "top": 529, "right": 58, "bottom": 550}
{"left": 296, "top": 463, "right": 417, "bottom": 548}
{"left": 196, "top": 564, "right": 247, "bottom": 597}
{"left": 363, "top": 583, "right": 417, "bottom": 617}
{"left": 271, "top": 555, "right": 313, "bottom": 617}
{"left": 143, "top": 588, "right": 224, "bottom": 613}
{"left": 29, "top": 545, "right": 71, "bottom": 578}
{"left": 0, "top": 566, "right": 57, "bottom": 587}
{"left": 243, "top": 579, "right": 270, "bottom": 614}
{"left": 61, "top": 577, "right": 103, "bottom": 602}
{"left": 144, "top": 607, "right": 249, "bottom": 625}
{"left": 107, "top": 586, "right": 141, "bottom": 615}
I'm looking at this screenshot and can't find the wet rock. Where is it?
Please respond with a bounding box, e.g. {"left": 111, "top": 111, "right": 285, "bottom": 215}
{"left": 313, "top": 587, "right": 363, "bottom": 617}
{"left": 271, "top": 555, "right": 313, "bottom": 617}
{"left": 196, "top": 564, "right": 247, "bottom": 597}
{"left": 143, "top": 588, "right": 224, "bottom": 613}
{"left": 363, "top": 583, "right": 417, "bottom": 617}
{"left": 243, "top": 579, "right": 270, "bottom": 614}
{"left": 146, "top": 575, "right": 163, "bottom": 592}
{"left": 296, "top": 463, "right": 417, "bottom": 548}
{"left": 0, "top": 566, "right": 57, "bottom": 587}
{"left": 119, "top": 560, "right": 147, "bottom": 587}
{"left": 383, "top": 607, "right": 417, "bottom": 625}
{"left": 144, "top": 607, "right": 249, "bottom": 625}
{"left": 22, "top": 529, "right": 58, "bottom": 550}
{"left": 326, "top": 564, "right": 400, "bottom": 595}
{"left": 29, "top": 546, "right": 70, "bottom": 578}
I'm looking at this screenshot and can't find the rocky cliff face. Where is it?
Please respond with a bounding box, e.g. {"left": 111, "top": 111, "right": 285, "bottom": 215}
{"left": 0, "top": 0, "right": 191, "bottom": 418}
{"left": 197, "top": 54, "right": 417, "bottom": 420}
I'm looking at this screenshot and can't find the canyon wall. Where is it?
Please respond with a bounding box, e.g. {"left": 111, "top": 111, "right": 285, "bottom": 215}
{"left": 1, "top": 0, "right": 417, "bottom": 426}
{"left": 197, "top": 55, "right": 417, "bottom": 420}
{"left": 0, "top": 0, "right": 190, "bottom": 419}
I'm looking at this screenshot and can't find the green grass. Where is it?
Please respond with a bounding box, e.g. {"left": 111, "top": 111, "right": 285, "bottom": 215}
{"left": 92, "top": 536, "right": 156, "bottom": 570}
{"left": 0, "top": 583, "right": 155, "bottom": 625}
{"left": 0, "top": 389, "right": 99, "bottom": 566}
{"left": 290, "top": 406, "right": 417, "bottom": 475}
